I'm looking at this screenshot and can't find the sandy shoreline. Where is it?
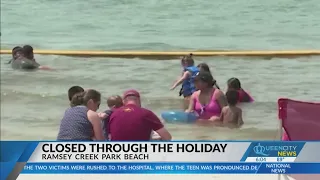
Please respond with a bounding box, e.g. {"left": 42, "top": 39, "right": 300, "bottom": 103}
{"left": 17, "top": 174, "right": 319, "bottom": 180}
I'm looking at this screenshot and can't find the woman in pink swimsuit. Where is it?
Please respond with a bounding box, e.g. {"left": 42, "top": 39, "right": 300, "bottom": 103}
{"left": 186, "top": 71, "right": 227, "bottom": 121}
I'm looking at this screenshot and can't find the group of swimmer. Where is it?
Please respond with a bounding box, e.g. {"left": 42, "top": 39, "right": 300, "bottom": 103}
{"left": 171, "top": 54, "right": 254, "bottom": 127}
{"left": 58, "top": 86, "right": 171, "bottom": 141}
{"left": 56, "top": 53, "right": 254, "bottom": 141}
{"left": 7, "top": 45, "right": 51, "bottom": 70}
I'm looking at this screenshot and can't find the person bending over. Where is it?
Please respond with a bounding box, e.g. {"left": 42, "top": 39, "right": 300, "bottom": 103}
{"left": 108, "top": 89, "right": 172, "bottom": 141}
{"left": 57, "top": 89, "right": 104, "bottom": 141}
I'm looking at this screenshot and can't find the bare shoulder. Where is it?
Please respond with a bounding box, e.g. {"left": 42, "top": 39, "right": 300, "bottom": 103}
{"left": 87, "top": 110, "right": 99, "bottom": 119}
{"left": 191, "top": 90, "right": 200, "bottom": 97}
{"left": 214, "top": 89, "right": 225, "bottom": 96}
{"left": 221, "top": 106, "right": 228, "bottom": 113}
{"left": 221, "top": 106, "right": 227, "bottom": 111}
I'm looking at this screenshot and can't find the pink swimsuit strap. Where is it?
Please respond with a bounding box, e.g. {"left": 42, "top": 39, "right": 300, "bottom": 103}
{"left": 194, "top": 89, "right": 221, "bottom": 118}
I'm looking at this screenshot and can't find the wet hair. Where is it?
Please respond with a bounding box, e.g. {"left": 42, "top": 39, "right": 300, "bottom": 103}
{"left": 227, "top": 77, "right": 241, "bottom": 90}
{"left": 196, "top": 63, "right": 221, "bottom": 89}
{"left": 68, "top": 86, "right": 84, "bottom": 101}
{"left": 12, "top": 46, "right": 23, "bottom": 55}
{"left": 107, "top": 95, "right": 123, "bottom": 108}
{"left": 70, "top": 89, "right": 101, "bottom": 107}
{"left": 197, "top": 63, "right": 211, "bottom": 73}
{"left": 12, "top": 46, "right": 22, "bottom": 53}
{"left": 226, "top": 90, "right": 239, "bottom": 106}
{"left": 23, "top": 45, "right": 34, "bottom": 58}
{"left": 181, "top": 53, "right": 195, "bottom": 66}
{"left": 194, "top": 71, "right": 216, "bottom": 87}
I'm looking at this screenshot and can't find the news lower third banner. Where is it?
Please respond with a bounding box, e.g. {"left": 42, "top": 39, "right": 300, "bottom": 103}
{"left": 1, "top": 141, "right": 320, "bottom": 180}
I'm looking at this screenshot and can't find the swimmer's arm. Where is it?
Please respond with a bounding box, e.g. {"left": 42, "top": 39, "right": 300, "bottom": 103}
{"left": 238, "top": 109, "right": 244, "bottom": 126}
{"left": 98, "top": 112, "right": 108, "bottom": 120}
{"left": 6, "top": 59, "right": 13, "bottom": 64}
{"left": 150, "top": 131, "right": 161, "bottom": 140}
{"left": 185, "top": 93, "right": 196, "bottom": 113}
{"left": 88, "top": 110, "right": 105, "bottom": 140}
{"left": 39, "top": 65, "right": 53, "bottom": 70}
{"left": 146, "top": 111, "right": 172, "bottom": 140}
{"left": 219, "top": 108, "right": 225, "bottom": 122}
{"left": 170, "top": 71, "right": 191, "bottom": 90}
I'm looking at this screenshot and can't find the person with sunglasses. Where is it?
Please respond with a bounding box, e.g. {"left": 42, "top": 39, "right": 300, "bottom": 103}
{"left": 57, "top": 89, "right": 104, "bottom": 141}
{"left": 186, "top": 71, "right": 227, "bottom": 122}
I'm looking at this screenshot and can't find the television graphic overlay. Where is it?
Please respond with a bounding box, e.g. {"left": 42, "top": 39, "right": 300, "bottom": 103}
{"left": 1, "top": 141, "right": 320, "bottom": 180}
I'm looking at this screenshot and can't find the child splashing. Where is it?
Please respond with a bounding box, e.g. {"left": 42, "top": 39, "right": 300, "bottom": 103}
{"left": 227, "top": 78, "right": 254, "bottom": 103}
{"left": 170, "top": 53, "right": 199, "bottom": 109}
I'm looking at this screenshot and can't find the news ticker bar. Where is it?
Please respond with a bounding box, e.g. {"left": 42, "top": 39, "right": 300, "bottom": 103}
{"left": 21, "top": 163, "right": 320, "bottom": 174}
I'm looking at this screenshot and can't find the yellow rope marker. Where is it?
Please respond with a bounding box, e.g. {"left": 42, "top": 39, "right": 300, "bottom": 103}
{"left": 1, "top": 49, "right": 320, "bottom": 59}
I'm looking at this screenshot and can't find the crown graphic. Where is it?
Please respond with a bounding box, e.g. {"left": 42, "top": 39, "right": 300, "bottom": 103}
{"left": 253, "top": 143, "right": 266, "bottom": 154}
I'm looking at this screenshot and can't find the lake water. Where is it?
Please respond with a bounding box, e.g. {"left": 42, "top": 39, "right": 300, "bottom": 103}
{"left": 1, "top": 0, "right": 320, "bottom": 140}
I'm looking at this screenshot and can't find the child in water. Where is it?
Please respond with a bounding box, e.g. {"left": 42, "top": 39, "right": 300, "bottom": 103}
{"left": 220, "top": 90, "right": 244, "bottom": 128}
{"left": 197, "top": 63, "right": 220, "bottom": 89}
{"left": 100, "top": 95, "right": 123, "bottom": 140}
{"left": 68, "top": 86, "right": 84, "bottom": 103}
{"left": 227, "top": 77, "right": 254, "bottom": 103}
{"left": 171, "top": 53, "right": 199, "bottom": 109}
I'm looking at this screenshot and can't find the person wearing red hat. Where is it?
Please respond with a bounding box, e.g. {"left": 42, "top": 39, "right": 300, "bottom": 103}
{"left": 108, "top": 89, "right": 172, "bottom": 141}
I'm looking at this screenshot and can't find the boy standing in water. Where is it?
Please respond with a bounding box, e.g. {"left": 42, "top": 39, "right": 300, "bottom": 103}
{"left": 170, "top": 54, "right": 199, "bottom": 109}
{"left": 220, "top": 90, "right": 244, "bottom": 128}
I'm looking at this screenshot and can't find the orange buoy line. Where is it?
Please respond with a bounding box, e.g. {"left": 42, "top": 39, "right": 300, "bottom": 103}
{"left": 1, "top": 49, "right": 320, "bottom": 59}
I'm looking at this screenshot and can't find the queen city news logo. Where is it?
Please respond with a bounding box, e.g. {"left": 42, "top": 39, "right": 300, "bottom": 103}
{"left": 253, "top": 143, "right": 297, "bottom": 157}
